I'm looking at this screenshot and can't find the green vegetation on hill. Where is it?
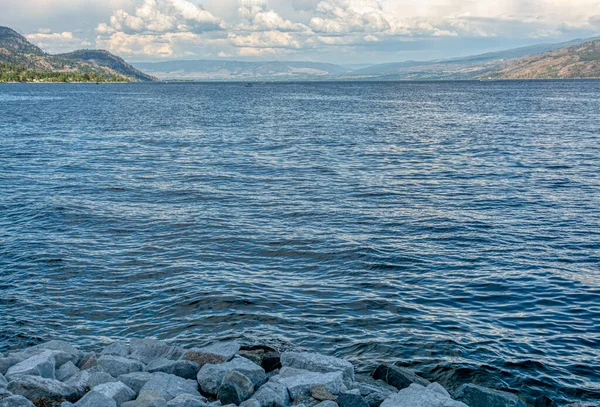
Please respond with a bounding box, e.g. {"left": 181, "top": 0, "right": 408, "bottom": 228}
{"left": 0, "top": 26, "right": 155, "bottom": 83}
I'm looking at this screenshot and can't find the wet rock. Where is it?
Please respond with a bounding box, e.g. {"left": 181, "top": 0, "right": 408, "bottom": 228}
{"left": 166, "top": 394, "right": 208, "bottom": 407}
{"left": 371, "top": 365, "right": 429, "bottom": 391}
{"left": 97, "top": 356, "right": 145, "bottom": 378}
{"left": 240, "top": 399, "right": 261, "bottom": 407}
{"left": 338, "top": 393, "right": 368, "bottom": 407}
{"left": 78, "top": 352, "right": 98, "bottom": 370}
{"left": 0, "top": 358, "right": 23, "bottom": 376}
{"left": 6, "top": 350, "right": 56, "bottom": 381}
{"left": 130, "top": 339, "right": 184, "bottom": 366}
{"left": 381, "top": 383, "right": 467, "bottom": 407}
{"left": 57, "top": 361, "right": 80, "bottom": 382}
{"left": 147, "top": 359, "right": 200, "bottom": 380}
{"left": 218, "top": 371, "right": 254, "bottom": 405}
{"left": 118, "top": 372, "right": 154, "bottom": 395}
{"left": 183, "top": 342, "right": 240, "bottom": 369}
{"left": 75, "top": 391, "right": 118, "bottom": 407}
{"left": 238, "top": 351, "right": 264, "bottom": 367}
{"left": 103, "top": 343, "right": 130, "bottom": 358}
{"left": 197, "top": 357, "right": 266, "bottom": 396}
{"left": 273, "top": 370, "right": 344, "bottom": 400}
{"left": 122, "top": 390, "right": 168, "bottom": 407}
{"left": 281, "top": 353, "right": 354, "bottom": 388}
{"left": 7, "top": 376, "right": 78, "bottom": 402}
{"left": 88, "top": 371, "right": 117, "bottom": 389}
{"left": 314, "top": 401, "right": 337, "bottom": 407}
{"left": 453, "top": 384, "right": 526, "bottom": 407}
{"left": 65, "top": 370, "right": 91, "bottom": 397}
{"left": 92, "top": 381, "right": 136, "bottom": 406}
{"left": 311, "top": 385, "right": 337, "bottom": 401}
{"left": 0, "top": 395, "right": 35, "bottom": 407}
{"left": 252, "top": 381, "right": 290, "bottom": 407}
{"left": 534, "top": 396, "right": 558, "bottom": 407}
{"left": 262, "top": 353, "right": 282, "bottom": 373}
{"left": 354, "top": 378, "right": 395, "bottom": 398}
{"left": 140, "top": 372, "right": 201, "bottom": 401}
{"left": 364, "top": 392, "right": 386, "bottom": 407}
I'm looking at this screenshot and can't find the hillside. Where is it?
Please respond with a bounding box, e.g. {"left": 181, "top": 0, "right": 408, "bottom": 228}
{"left": 485, "top": 39, "right": 600, "bottom": 79}
{"left": 0, "top": 26, "right": 154, "bottom": 82}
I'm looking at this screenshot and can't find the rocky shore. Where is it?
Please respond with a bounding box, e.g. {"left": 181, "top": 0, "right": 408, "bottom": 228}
{"left": 0, "top": 339, "right": 591, "bottom": 407}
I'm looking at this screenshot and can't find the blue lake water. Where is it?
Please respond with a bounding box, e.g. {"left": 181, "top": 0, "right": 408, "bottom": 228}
{"left": 0, "top": 81, "right": 599, "bottom": 404}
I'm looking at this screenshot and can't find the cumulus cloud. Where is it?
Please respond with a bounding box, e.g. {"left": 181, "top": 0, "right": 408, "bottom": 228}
{"left": 25, "top": 30, "right": 92, "bottom": 53}
{"left": 238, "top": 0, "right": 308, "bottom": 31}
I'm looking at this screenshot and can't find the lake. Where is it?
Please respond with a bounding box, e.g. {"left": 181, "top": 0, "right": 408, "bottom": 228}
{"left": 0, "top": 81, "right": 599, "bottom": 404}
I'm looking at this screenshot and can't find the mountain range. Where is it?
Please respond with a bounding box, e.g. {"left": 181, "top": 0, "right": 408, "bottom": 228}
{"left": 1, "top": 24, "right": 599, "bottom": 82}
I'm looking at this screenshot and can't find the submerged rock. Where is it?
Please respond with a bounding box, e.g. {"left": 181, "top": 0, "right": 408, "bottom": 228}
{"left": 381, "top": 383, "right": 467, "bottom": 407}
{"left": 281, "top": 353, "right": 354, "bottom": 388}
{"left": 371, "top": 365, "right": 429, "bottom": 391}
{"left": 453, "top": 384, "right": 526, "bottom": 407}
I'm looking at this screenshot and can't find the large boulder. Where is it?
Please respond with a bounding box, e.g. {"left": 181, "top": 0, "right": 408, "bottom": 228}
{"left": 5, "top": 350, "right": 56, "bottom": 381}
{"left": 122, "top": 390, "right": 168, "bottom": 407}
{"left": 166, "top": 394, "right": 209, "bottom": 407}
{"left": 118, "top": 372, "right": 154, "bottom": 395}
{"left": 218, "top": 371, "right": 254, "bottom": 405}
{"left": 97, "top": 356, "right": 145, "bottom": 377}
{"left": 88, "top": 371, "right": 117, "bottom": 389}
{"left": 130, "top": 339, "right": 184, "bottom": 365}
{"left": 78, "top": 352, "right": 98, "bottom": 370}
{"left": 147, "top": 359, "right": 200, "bottom": 380}
{"left": 381, "top": 383, "right": 467, "bottom": 407}
{"left": 102, "top": 343, "right": 130, "bottom": 358}
{"left": 92, "top": 382, "right": 136, "bottom": 406}
{"left": 0, "top": 395, "right": 36, "bottom": 407}
{"left": 32, "top": 341, "right": 83, "bottom": 365}
{"left": 75, "top": 391, "right": 118, "bottom": 407}
{"left": 65, "top": 370, "right": 92, "bottom": 397}
{"left": 197, "top": 357, "right": 266, "bottom": 396}
{"left": 272, "top": 369, "right": 344, "bottom": 400}
{"left": 0, "top": 374, "right": 7, "bottom": 389}
{"left": 140, "top": 372, "right": 201, "bottom": 401}
{"left": 7, "top": 375, "right": 78, "bottom": 402}
{"left": 182, "top": 342, "right": 240, "bottom": 369}
{"left": 57, "top": 361, "right": 80, "bottom": 382}
{"left": 371, "top": 365, "right": 429, "bottom": 391}
{"left": 338, "top": 393, "right": 369, "bottom": 407}
{"left": 251, "top": 381, "right": 290, "bottom": 407}
{"left": 453, "top": 384, "right": 526, "bottom": 407}
{"left": 281, "top": 353, "right": 354, "bottom": 388}
{"left": 0, "top": 357, "right": 23, "bottom": 376}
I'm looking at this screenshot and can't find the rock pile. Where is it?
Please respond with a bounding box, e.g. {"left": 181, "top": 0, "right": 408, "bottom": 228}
{"left": 0, "top": 339, "right": 583, "bottom": 407}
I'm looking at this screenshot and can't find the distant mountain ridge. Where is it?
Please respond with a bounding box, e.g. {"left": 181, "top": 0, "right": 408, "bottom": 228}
{"left": 485, "top": 39, "right": 600, "bottom": 79}
{"left": 0, "top": 26, "right": 155, "bottom": 82}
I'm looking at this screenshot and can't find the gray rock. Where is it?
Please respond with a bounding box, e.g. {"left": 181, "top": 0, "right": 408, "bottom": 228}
{"left": 371, "top": 365, "right": 430, "bottom": 391}
{"left": 79, "top": 352, "right": 98, "bottom": 370}
{"left": 97, "top": 356, "right": 145, "bottom": 378}
{"left": 219, "top": 371, "right": 255, "bottom": 405}
{"left": 281, "top": 354, "right": 354, "bottom": 388}
{"left": 118, "top": 372, "right": 154, "bottom": 395}
{"left": 103, "top": 343, "right": 130, "bottom": 358}
{"left": 7, "top": 375, "right": 78, "bottom": 401}
{"left": 166, "top": 394, "right": 208, "bottom": 407}
{"left": 61, "top": 402, "right": 75, "bottom": 407}
{"left": 240, "top": 399, "right": 261, "bottom": 407}
{"left": 291, "top": 394, "right": 319, "bottom": 407}
{"left": 453, "top": 384, "right": 526, "bottom": 407}
{"left": 147, "top": 359, "right": 199, "bottom": 380}
{"left": 354, "top": 378, "right": 395, "bottom": 397}
{"left": 140, "top": 372, "right": 201, "bottom": 401}
{"left": 311, "top": 385, "right": 337, "bottom": 401}
{"left": 0, "top": 358, "right": 23, "bottom": 376}
{"left": 93, "top": 381, "right": 136, "bottom": 406}
{"left": 252, "top": 381, "right": 290, "bottom": 407}
{"left": 75, "top": 391, "right": 118, "bottom": 407}
{"left": 381, "top": 383, "right": 467, "bottom": 407}
{"left": 238, "top": 351, "right": 264, "bottom": 367}
{"left": 6, "top": 350, "right": 56, "bottom": 381}
{"left": 0, "top": 395, "right": 35, "bottom": 407}
{"left": 33, "top": 341, "right": 83, "bottom": 364}
{"left": 65, "top": 370, "right": 92, "bottom": 396}
{"left": 122, "top": 391, "right": 168, "bottom": 407}
{"left": 427, "top": 383, "right": 451, "bottom": 398}
{"left": 197, "top": 357, "right": 266, "bottom": 396}
{"left": 364, "top": 392, "right": 386, "bottom": 407}
{"left": 338, "top": 393, "right": 368, "bottom": 407}
{"left": 273, "top": 371, "right": 344, "bottom": 400}
{"left": 57, "top": 361, "right": 80, "bottom": 382}
{"left": 313, "top": 402, "right": 337, "bottom": 407}
{"left": 0, "top": 374, "right": 6, "bottom": 389}
{"left": 183, "top": 342, "right": 240, "bottom": 369}
{"left": 130, "top": 339, "right": 184, "bottom": 365}
{"left": 88, "top": 372, "right": 118, "bottom": 389}
{"left": 0, "top": 388, "right": 11, "bottom": 399}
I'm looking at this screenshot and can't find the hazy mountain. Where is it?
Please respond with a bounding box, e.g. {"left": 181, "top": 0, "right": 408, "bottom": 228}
{"left": 132, "top": 59, "right": 350, "bottom": 80}
{"left": 0, "top": 26, "right": 155, "bottom": 82}
{"left": 484, "top": 39, "right": 600, "bottom": 79}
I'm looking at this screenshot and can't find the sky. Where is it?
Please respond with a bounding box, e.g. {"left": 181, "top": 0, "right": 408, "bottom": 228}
{"left": 1, "top": 0, "right": 600, "bottom": 64}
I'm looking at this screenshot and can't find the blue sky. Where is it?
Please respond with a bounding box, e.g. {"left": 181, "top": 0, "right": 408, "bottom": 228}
{"left": 2, "top": 0, "right": 600, "bottom": 63}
